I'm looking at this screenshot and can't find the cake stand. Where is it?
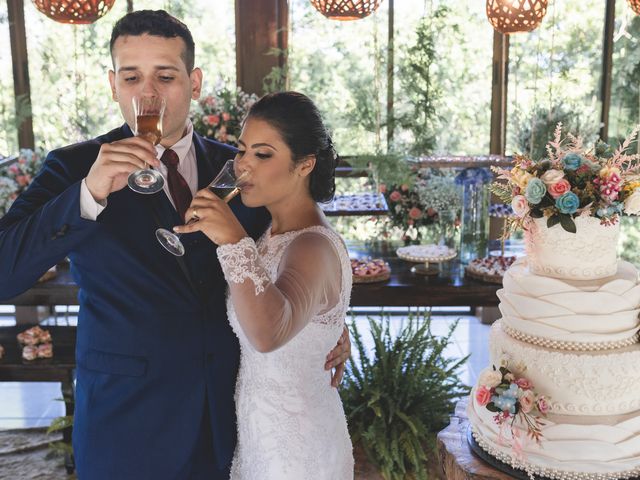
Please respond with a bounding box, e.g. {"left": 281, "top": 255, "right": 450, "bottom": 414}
{"left": 396, "top": 244, "right": 457, "bottom": 276}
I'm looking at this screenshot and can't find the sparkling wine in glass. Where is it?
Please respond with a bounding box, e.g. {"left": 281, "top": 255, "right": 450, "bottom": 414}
{"left": 155, "top": 159, "right": 248, "bottom": 256}
{"left": 127, "top": 96, "right": 166, "bottom": 194}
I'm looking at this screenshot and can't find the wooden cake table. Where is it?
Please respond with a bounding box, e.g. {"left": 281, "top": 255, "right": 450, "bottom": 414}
{"left": 437, "top": 399, "right": 514, "bottom": 480}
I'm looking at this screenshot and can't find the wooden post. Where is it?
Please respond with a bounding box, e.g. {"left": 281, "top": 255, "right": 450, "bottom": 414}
{"left": 386, "top": 0, "right": 394, "bottom": 151}
{"left": 489, "top": 31, "right": 509, "bottom": 156}
{"left": 7, "top": 0, "right": 34, "bottom": 150}
{"left": 235, "top": 0, "right": 289, "bottom": 95}
{"left": 599, "top": 0, "right": 615, "bottom": 142}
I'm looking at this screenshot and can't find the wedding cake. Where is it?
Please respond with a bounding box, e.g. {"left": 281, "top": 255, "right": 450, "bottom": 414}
{"left": 467, "top": 216, "right": 640, "bottom": 479}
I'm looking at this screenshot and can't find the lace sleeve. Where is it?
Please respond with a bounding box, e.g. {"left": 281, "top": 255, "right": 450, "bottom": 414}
{"left": 216, "top": 233, "right": 343, "bottom": 353}
{"left": 217, "top": 237, "right": 270, "bottom": 296}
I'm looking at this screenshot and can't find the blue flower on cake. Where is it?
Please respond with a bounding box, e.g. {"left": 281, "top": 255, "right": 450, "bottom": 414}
{"left": 562, "top": 152, "right": 583, "bottom": 171}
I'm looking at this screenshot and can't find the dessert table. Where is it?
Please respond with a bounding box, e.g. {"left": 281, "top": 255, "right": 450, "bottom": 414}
{"left": 6, "top": 243, "right": 502, "bottom": 309}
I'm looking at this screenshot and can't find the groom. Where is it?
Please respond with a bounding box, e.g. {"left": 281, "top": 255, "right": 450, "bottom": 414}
{"left": 0, "top": 10, "right": 349, "bottom": 479}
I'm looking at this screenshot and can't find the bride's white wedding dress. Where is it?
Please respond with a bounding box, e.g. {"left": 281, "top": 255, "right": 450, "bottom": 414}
{"left": 217, "top": 225, "right": 354, "bottom": 480}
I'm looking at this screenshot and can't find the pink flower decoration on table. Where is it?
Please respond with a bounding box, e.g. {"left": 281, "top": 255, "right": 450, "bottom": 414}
{"left": 520, "top": 390, "right": 535, "bottom": 413}
{"left": 515, "top": 377, "right": 533, "bottom": 390}
{"left": 408, "top": 207, "right": 422, "bottom": 220}
{"left": 511, "top": 195, "right": 530, "bottom": 218}
{"left": 407, "top": 219, "right": 414, "bottom": 226}
{"left": 222, "top": 112, "right": 231, "bottom": 122}
{"left": 16, "top": 175, "right": 29, "bottom": 187}
{"left": 389, "top": 191, "right": 402, "bottom": 202}
{"left": 378, "top": 184, "right": 387, "bottom": 194}
{"left": 536, "top": 395, "right": 550, "bottom": 414}
{"left": 548, "top": 178, "right": 571, "bottom": 199}
{"left": 476, "top": 385, "right": 492, "bottom": 406}
{"left": 400, "top": 184, "right": 409, "bottom": 192}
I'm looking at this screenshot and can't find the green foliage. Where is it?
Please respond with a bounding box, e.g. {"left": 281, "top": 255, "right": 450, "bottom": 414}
{"left": 262, "top": 42, "right": 289, "bottom": 94}
{"left": 395, "top": 8, "right": 449, "bottom": 156}
{"left": 512, "top": 103, "right": 598, "bottom": 160}
{"left": 348, "top": 152, "right": 414, "bottom": 188}
{"left": 620, "top": 216, "right": 640, "bottom": 267}
{"left": 341, "top": 313, "right": 469, "bottom": 480}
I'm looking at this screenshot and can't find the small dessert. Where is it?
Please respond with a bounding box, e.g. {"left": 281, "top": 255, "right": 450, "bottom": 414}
{"left": 22, "top": 345, "right": 38, "bottom": 361}
{"left": 36, "top": 343, "right": 53, "bottom": 359}
{"left": 465, "top": 255, "right": 516, "bottom": 283}
{"left": 17, "top": 326, "right": 53, "bottom": 360}
{"left": 17, "top": 326, "right": 52, "bottom": 346}
{"left": 351, "top": 258, "right": 391, "bottom": 283}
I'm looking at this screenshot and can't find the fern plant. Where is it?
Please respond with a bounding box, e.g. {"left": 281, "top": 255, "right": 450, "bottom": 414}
{"left": 341, "top": 312, "right": 470, "bottom": 480}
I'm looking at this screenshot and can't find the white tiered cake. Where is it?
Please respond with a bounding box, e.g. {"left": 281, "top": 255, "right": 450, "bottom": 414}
{"left": 468, "top": 217, "right": 640, "bottom": 480}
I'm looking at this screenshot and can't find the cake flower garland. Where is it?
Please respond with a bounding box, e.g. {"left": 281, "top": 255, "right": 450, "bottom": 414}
{"left": 476, "top": 363, "right": 549, "bottom": 445}
{"left": 491, "top": 123, "right": 640, "bottom": 233}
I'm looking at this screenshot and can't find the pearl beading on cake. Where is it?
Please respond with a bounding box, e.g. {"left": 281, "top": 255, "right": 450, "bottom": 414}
{"left": 502, "top": 324, "right": 640, "bottom": 352}
{"left": 490, "top": 322, "right": 640, "bottom": 415}
{"left": 471, "top": 428, "right": 640, "bottom": 480}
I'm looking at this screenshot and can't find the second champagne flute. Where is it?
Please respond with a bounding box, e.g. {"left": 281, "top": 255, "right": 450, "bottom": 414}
{"left": 128, "top": 95, "right": 166, "bottom": 194}
{"left": 156, "top": 159, "right": 248, "bottom": 256}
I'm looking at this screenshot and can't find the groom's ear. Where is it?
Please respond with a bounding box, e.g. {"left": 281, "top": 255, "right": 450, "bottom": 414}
{"left": 190, "top": 68, "right": 203, "bottom": 100}
{"left": 297, "top": 155, "right": 316, "bottom": 178}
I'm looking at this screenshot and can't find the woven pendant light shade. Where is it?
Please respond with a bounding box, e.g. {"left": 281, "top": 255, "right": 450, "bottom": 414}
{"left": 310, "top": 0, "right": 382, "bottom": 21}
{"left": 32, "top": 0, "right": 116, "bottom": 24}
{"left": 486, "top": 0, "right": 548, "bottom": 34}
{"left": 629, "top": 0, "right": 640, "bottom": 15}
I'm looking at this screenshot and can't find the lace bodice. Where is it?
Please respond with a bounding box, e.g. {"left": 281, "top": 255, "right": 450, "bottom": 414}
{"left": 217, "top": 225, "right": 354, "bottom": 479}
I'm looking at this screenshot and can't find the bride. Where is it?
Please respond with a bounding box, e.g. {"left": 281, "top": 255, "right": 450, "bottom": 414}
{"left": 174, "top": 91, "right": 354, "bottom": 479}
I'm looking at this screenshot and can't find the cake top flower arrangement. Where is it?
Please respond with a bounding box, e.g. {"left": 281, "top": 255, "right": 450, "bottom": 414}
{"left": 492, "top": 124, "right": 640, "bottom": 233}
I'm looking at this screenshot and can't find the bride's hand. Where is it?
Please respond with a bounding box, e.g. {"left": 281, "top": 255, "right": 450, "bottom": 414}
{"left": 173, "top": 188, "right": 247, "bottom": 245}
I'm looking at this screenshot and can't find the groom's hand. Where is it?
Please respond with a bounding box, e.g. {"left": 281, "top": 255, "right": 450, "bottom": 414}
{"left": 325, "top": 326, "right": 351, "bottom": 388}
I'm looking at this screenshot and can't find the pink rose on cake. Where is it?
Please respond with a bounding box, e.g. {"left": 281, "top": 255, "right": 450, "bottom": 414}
{"left": 536, "top": 395, "right": 550, "bottom": 414}
{"left": 540, "top": 169, "right": 565, "bottom": 186}
{"left": 519, "top": 390, "right": 536, "bottom": 413}
{"left": 511, "top": 195, "right": 529, "bottom": 218}
{"left": 548, "top": 179, "right": 571, "bottom": 199}
{"left": 475, "top": 385, "right": 492, "bottom": 407}
{"left": 515, "top": 377, "right": 533, "bottom": 390}
{"left": 478, "top": 369, "right": 502, "bottom": 388}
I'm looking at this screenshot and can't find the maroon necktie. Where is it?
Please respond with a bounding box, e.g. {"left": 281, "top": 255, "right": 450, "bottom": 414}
{"left": 160, "top": 149, "right": 192, "bottom": 221}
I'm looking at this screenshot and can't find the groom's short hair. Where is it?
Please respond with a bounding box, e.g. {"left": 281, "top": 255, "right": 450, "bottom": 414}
{"left": 109, "top": 9, "right": 195, "bottom": 72}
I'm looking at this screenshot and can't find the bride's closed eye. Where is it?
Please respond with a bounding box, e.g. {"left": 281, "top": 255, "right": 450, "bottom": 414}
{"left": 255, "top": 152, "right": 272, "bottom": 160}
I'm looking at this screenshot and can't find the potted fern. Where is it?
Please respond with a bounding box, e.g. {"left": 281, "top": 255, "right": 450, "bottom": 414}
{"left": 342, "top": 312, "right": 470, "bottom": 480}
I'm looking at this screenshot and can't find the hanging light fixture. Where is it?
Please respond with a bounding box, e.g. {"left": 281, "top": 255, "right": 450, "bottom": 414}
{"left": 32, "top": 0, "right": 116, "bottom": 24}
{"left": 629, "top": 0, "right": 640, "bottom": 16}
{"left": 310, "top": 0, "right": 383, "bottom": 21}
{"left": 486, "top": 0, "right": 548, "bottom": 34}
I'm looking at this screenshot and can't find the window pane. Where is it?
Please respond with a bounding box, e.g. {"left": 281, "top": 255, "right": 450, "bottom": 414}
{"left": 506, "top": 0, "right": 604, "bottom": 159}
{"left": 289, "top": 0, "right": 492, "bottom": 156}
{"left": 0, "top": 3, "right": 18, "bottom": 155}
{"left": 23, "top": 0, "right": 235, "bottom": 150}
{"left": 610, "top": 2, "right": 640, "bottom": 145}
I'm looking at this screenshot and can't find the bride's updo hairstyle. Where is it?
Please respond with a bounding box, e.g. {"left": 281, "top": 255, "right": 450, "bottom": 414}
{"left": 245, "top": 91, "right": 338, "bottom": 203}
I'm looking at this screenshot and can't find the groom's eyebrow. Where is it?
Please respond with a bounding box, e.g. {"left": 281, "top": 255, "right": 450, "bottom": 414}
{"left": 117, "top": 65, "right": 181, "bottom": 73}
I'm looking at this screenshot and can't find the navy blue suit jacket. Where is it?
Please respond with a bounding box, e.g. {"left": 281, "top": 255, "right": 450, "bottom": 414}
{"left": 0, "top": 125, "right": 271, "bottom": 478}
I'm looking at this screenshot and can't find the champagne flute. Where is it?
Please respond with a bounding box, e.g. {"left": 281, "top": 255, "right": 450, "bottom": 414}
{"left": 127, "top": 96, "right": 166, "bottom": 194}
{"left": 156, "top": 159, "right": 248, "bottom": 256}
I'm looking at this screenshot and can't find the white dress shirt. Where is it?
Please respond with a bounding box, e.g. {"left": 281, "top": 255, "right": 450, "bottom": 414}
{"left": 80, "top": 121, "right": 198, "bottom": 220}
